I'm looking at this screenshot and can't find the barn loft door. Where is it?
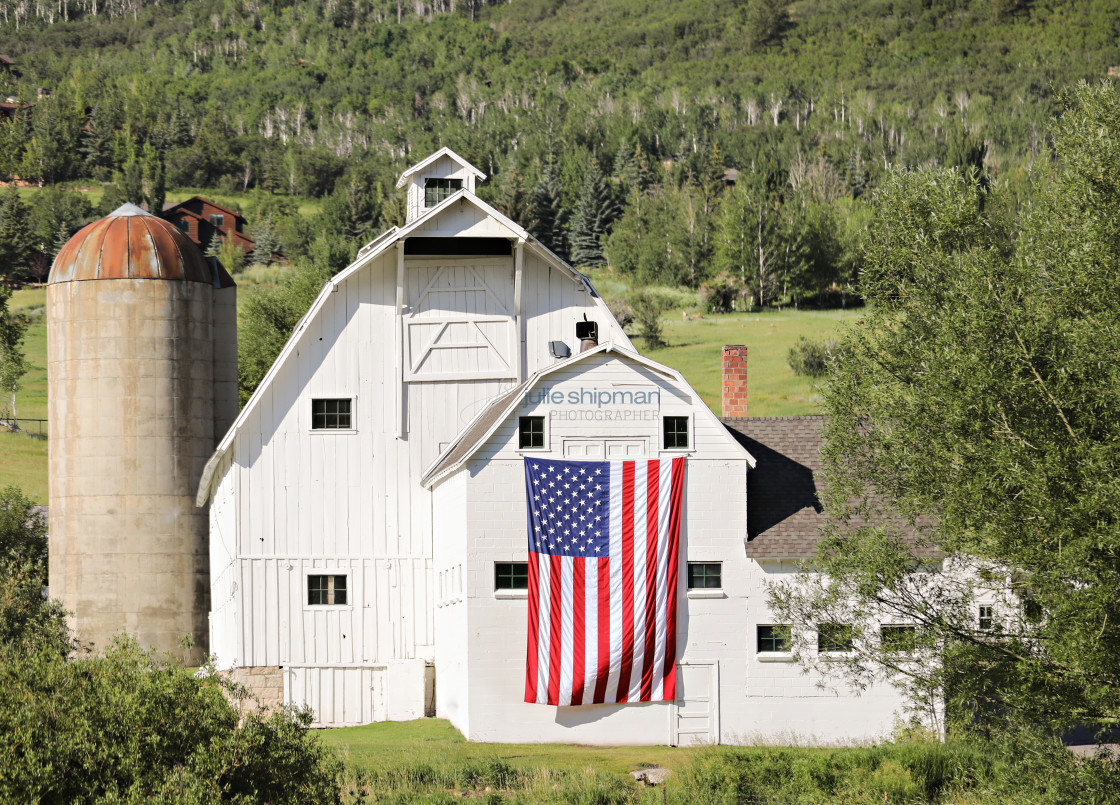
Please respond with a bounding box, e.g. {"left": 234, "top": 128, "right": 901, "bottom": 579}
{"left": 404, "top": 259, "right": 518, "bottom": 382}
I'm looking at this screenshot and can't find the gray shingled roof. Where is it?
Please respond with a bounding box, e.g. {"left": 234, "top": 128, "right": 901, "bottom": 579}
{"left": 722, "top": 416, "right": 934, "bottom": 559}
{"left": 722, "top": 416, "right": 829, "bottom": 558}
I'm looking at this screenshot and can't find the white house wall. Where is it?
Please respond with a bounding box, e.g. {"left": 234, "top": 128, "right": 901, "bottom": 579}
{"left": 440, "top": 353, "right": 913, "bottom": 744}
{"left": 206, "top": 236, "right": 625, "bottom": 728}
{"left": 432, "top": 471, "right": 470, "bottom": 735}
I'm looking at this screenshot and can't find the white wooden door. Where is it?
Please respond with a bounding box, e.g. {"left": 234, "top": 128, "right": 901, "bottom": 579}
{"left": 284, "top": 665, "right": 386, "bottom": 727}
{"left": 673, "top": 661, "right": 719, "bottom": 745}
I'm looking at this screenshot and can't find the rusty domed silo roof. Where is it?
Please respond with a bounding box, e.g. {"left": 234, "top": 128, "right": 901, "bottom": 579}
{"left": 49, "top": 202, "right": 213, "bottom": 284}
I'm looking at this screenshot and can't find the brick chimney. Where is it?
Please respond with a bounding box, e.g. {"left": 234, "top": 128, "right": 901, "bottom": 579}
{"left": 722, "top": 345, "right": 748, "bottom": 418}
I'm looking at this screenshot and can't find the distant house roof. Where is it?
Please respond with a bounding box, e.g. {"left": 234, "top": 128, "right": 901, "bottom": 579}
{"left": 163, "top": 196, "right": 246, "bottom": 221}
{"left": 722, "top": 168, "right": 740, "bottom": 184}
{"left": 722, "top": 416, "right": 934, "bottom": 559}
{"left": 0, "top": 55, "right": 14, "bottom": 66}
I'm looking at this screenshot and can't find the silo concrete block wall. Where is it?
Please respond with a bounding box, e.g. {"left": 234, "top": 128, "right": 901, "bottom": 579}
{"left": 47, "top": 206, "right": 224, "bottom": 666}
{"left": 212, "top": 286, "right": 238, "bottom": 441}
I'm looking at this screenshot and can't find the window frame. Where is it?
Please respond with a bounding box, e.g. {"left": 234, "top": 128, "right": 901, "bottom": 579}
{"left": 494, "top": 561, "right": 529, "bottom": 598}
{"left": 756, "top": 624, "right": 793, "bottom": 657}
{"left": 305, "top": 573, "right": 350, "bottom": 608}
{"left": 662, "top": 414, "right": 692, "bottom": 451}
{"left": 978, "top": 605, "right": 994, "bottom": 631}
{"left": 880, "top": 624, "right": 918, "bottom": 653}
{"left": 310, "top": 397, "right": 356, "bottom": 433}
{"left": 518, "top": 415, "right": 547, "bottom": 450}
{"left": 817, "top": 623, "right": 855, "bottom": 654}
{"left": 686, "top": 561, "right": 723, "bottom": 598}
{"left": 209, "top": 213, "right": 225, "bottom": 227}
{"left": 424, "top": 177, "right": 463, "bottom": 207}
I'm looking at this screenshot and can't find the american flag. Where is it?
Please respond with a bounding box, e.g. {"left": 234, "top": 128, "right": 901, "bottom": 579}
{"left": 523, "top": 456, "right": 685, "bottom": 706}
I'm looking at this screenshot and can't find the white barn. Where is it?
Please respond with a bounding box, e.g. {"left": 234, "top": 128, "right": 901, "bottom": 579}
{"left": 196, "top": 149, "right": 916, "bottom": 744}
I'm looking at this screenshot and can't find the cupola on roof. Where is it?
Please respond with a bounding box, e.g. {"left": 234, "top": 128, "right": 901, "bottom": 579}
{"left": 50, "top": 202, "right": 213, "bottom": 284}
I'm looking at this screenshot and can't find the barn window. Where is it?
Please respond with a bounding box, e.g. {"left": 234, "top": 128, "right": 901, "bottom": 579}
{"left": 519, "top": 416, "right": 545, "bottom": 449}
{"left": 174, "top": 219, "right": 189, "bottom": 234}
{"left": 312, "top": 398, "right": 352, "bottom": 430}
{"left": 757, "top": 625, "right": 791, "bottom": 653}
{"left": 424, "top": 177, "right": 462, "bottom": 207}
{"left": 209, "top": 213, "right": 225, "bottom": 227}
{"left": 308, "top": 574, "right": 347, "bottom": 606}
{"left": 687, "top": 562, "right": 721, "bottom": 590}
{"left": 494, "top": 562, "right": 528, "bottom": 591}
{"left": 817, "top": 623, "right": 854, "bottom": 653}
{"left": 880, "top": 625, "right": 917, "bottom": 652}
{"left": 663, "top": 416, "right": 690, "bottom": 450}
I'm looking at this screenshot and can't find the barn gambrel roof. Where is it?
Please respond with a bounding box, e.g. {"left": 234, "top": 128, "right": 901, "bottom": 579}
{"left": 195, "top": 187, "right": 631, "bottom": 506}
{"left": 420, "top": 342, "right": 757, "bottom": 489}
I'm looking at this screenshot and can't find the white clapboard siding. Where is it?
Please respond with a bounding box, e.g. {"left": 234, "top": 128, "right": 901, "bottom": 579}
{"left": 285, "top": 666, "right": 386, "bottom": 727}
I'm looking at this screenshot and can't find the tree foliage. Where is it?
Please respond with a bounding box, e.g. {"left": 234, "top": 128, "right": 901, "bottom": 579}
{"left": 769, "top": 83, "right": 1120, "bottom": 748}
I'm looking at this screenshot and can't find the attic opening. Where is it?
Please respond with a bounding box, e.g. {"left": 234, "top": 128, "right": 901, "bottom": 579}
{"left": 405, "top": 237, "right": 511, "bottom": 256}
{"left": 424, "top": 177, "right": 462, "bottom": 207}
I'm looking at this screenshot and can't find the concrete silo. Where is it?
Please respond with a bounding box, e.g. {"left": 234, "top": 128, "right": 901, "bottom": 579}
{"left": 47, "top": 202, "right": 237, "bottom": 663}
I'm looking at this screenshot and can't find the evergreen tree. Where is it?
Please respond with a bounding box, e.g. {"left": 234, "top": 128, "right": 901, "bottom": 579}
{"left": 0, "top": 187, "right": 34, "bottom": 286}
{"left": 250, "top": 213, "right": 281, "bottom": 266}
{"left": 528, "top": 156, "right": 566, "bottom": 258}
{"left": 79, "top": 102, "right": 118, "bottom": 181}
{"left": 145, "top": 153, "right": 166, "bottom": 216}
{"left": 0, "top": 286, "right": 29, "bottom": 419}
{"left": 497, "top": 158, "right": 529, "bottom": 228}
{"left": 569, "top": 158, "right": 618, "bottom": 268}
{"left": 120, "top": 160, "right": 144, "bottom": 206}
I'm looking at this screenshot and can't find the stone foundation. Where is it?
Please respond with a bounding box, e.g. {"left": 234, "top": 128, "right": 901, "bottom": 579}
{"left": 227, "top": 666, "right": 284, "bottom": 714}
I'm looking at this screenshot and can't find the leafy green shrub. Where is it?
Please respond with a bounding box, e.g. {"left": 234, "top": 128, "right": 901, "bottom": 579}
{"left": 787, "top": 335, "right": 844, "bottom": 378}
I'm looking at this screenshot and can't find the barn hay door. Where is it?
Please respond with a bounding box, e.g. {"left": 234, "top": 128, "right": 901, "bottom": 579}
{"left": 404, "top": 259, "right": 517, "bottom": 382}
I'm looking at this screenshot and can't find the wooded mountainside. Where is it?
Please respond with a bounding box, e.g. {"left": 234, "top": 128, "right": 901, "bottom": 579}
{"left": 0, "top": 0, "right": 1118, "bottom": 305}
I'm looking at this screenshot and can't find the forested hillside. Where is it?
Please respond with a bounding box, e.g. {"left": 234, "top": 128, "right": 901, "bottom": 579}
{"left": 1, "top": 0, "right": 1118, "bottom": 306}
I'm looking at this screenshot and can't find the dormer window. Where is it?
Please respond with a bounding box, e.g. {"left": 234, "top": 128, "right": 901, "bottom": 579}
{"left": 424, "top": 178, "right": 462, "bottom": 207}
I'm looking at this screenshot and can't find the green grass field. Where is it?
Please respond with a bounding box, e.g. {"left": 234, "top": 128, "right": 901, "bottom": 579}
{"left": 319, "top": 719, "right": 1011, "bottom": 804}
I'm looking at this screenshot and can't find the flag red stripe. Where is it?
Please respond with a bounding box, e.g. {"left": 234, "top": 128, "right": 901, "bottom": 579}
{"left": 570, "top": 559, "right": 586, "bottom": 705}
{"left": 594, "top": 556, "right": 610, "bottom": 703}
{"left": 641, "top": 460, "right": 660, "bottom": 700}
{"left": 525, "top": 551, "right": 540, "bottom": 703}
{"left": 662, "top": 457, "right": 686, "bottom": 700}
{"left": 617, "top": 461, "right": 636, "bottom": 702}
{"left": 547, "top": 554, "right": 563, "bottom": 705}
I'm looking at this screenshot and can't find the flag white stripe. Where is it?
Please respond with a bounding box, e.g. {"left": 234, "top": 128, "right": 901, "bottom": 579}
{"left": 607, "top": 461, "right": 624, "bottom": 703}
{"left": 559, "top": 556, "right": 574, "bottom": 705}
{"left": 652, "top": 459, "right": 674, "bottom": 700}
{"left": 536, "top": 551, "right": 552, "bottom": 704}
{"left": 584, "top": 557, "right": 598, "bottom": 703}
{"left": 629, "top": 460, "right": 648, "bottom": 702}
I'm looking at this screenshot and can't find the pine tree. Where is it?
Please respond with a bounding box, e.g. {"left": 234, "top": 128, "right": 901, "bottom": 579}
{"left": 146, "top": 154, "right": 166, "bottom": 216}
{"left": 497, "top": 158, "right": 529, "bottom": 228}
{"left": 0, "top": 187, "right": 34, "bottom": 286}
{"left": 528, "top": 156, "right": 566, "bottom": 258}
{"left": 120, "top": 160, "right": 144, "bottom": 206}
{"left": 569, "top": 158, "right": 618, "bottom": 268}
{"left": 250, "top": 214, "right": 280, "bottom": 266}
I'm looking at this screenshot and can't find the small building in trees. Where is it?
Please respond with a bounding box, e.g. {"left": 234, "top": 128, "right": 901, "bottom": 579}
{"left": 194, "top": 149, "right": 924, "bottom": 743}
{"left": 163, "top": 197, "right": 256, "bottom": 257}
